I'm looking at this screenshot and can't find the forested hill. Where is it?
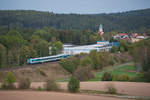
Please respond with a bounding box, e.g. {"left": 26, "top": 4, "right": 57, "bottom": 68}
{"left": 0, "top": 8, "right": 150, "bottom": 32}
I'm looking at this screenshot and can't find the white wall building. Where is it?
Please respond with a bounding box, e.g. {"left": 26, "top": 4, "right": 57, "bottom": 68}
{"left": 97, "top": 41, "right": 109, "bottom": 46}
{"left": 63, "top": 41, "right": 112, "bottom": 55}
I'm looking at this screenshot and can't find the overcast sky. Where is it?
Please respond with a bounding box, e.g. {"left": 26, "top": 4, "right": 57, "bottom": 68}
{"left": 0, "top": 0, "right": 150, "bottom": 14}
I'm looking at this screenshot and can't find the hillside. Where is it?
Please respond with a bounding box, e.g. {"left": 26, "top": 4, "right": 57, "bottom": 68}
{"left": 0, "top": 62, "right": 70, "bottom": 82}
{"left": 0, "top": 9, "right": 150, "bottom": 32}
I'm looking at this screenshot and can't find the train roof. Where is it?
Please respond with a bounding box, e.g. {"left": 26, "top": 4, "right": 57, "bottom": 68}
{"left": 29, "top": 54, "right": 69, "bottom": 60}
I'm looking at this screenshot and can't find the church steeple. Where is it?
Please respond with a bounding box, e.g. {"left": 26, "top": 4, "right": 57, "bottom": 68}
{"left": 98, "top": 24, "right": 104, "bottom": 35}
{"left": 99, "top": 24, "right": 103, "bottom": 30}
{"left": 98, "top": 24, "right": 104, "bottom": 40}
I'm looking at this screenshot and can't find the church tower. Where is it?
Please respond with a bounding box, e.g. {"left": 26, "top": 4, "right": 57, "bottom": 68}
{"left": 98, "top": 24, "right": 104, "bottom": 40}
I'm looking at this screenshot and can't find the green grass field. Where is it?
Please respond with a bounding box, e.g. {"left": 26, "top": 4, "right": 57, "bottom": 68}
{"left": 89, "top": 64, "right": 137, "bottom": 81}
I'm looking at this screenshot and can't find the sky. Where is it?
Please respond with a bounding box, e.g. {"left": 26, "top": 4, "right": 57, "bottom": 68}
{"left": 0, "top": 0, "right": 150, "bottom": 14}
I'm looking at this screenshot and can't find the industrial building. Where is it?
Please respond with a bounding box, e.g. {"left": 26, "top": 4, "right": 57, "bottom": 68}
{"left": 63, "top": 41, "right": 118, "bottom": 55}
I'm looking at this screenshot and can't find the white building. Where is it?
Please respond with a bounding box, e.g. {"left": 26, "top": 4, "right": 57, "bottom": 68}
{"left": 97, "top": 41, "right": 109, "bottom": 46}
{"left": 63, "top": 41, "right": 112, "bottom": 55}
{"left": 136, "top": 36, "right": 145, "bottom": 39}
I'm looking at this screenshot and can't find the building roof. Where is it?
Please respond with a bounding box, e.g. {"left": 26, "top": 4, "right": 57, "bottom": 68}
{"left": 119, "top": 33, "right": 127, "bottom": 36}
{"left": 136, "top": 36, "right": 145, "bottom": 39}
{"left": 131, "top": 33, "right": 138, "bottom": 37}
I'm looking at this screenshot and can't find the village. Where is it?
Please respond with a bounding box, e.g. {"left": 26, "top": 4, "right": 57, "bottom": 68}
{"left": 113, "top": 32, "right": 148, "bottom": 43}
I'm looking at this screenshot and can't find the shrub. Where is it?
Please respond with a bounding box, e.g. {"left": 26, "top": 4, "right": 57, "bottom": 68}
{"left": 89, "top": 50, "right": 101, "bottom": 69}
{"left": 1, "top": 83, "right": 7, "bottom": 89}
{"left": 130, "top": 77, "right": 141, "bottom": 82}
{"left": 59, "top": 57, "right": 79, "bottom": 74}
{"left": 112, "top": 75, "right": 119, "bottom": 81}
{"left": 68, "top": 76, "right": 80, "bottom": 93}
{"left": 111, "top": 46, "right": 118, "bottom": 53}
{"left": 18, "top": 78, "right": 31, "bottom": 89}
{"left": 1, "top": 72, "right": 16, "bottom": 89}
{"left": 39, "top": 70, "right": 47, "bottom": 76}
{"left": 37, "top": 86, "right": 42, "bottom": 91}
{"left": 101, "top": 72, "right": 113, "bottom": 81}
{"left": 112, "top": 74, "right": 130, "bottom": 81}
{"left": 143, "top": 71, "right": 150, "bottom": 82}
{"left": 73, "top": 66, "right": 95, "bottom": 81}
{"left": 44, "top": 79, "right": 59, "bottom": 91}
{"left": 105, "top": 83, "right": 117, "bottom": 94}
{"left": 130, "top": 73, "right": 150, "bottom": 82}
{"left": 80, "top": 56, "right": 92, "bottom": 66}
{"left": 120, "top": 46, "right": 125, "bottom": 53}
{"left": 119, "top": 74, "right": 130, "bottom": 81}
{"left": 99, "top": 51, "right": 110, "bottom": 67}
{"left": 109, "top": 56, "right": 115, "bottom": 66}
{"left": 130, "top": 74, "right": 146, "bottom": 82}
{"left": 113, "top": 56, "right": 119, "bottom": 63}
{"left": 120, "top": 58, "right": 125, "bottom": 63}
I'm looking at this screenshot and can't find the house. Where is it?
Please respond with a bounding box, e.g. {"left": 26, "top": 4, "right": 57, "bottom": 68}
{"left": 113, "top": 32, "right": 148, "bottom": 42}
{"left": 131, "top": 33, "right": 138, "bottom": 38}
{"left": 119, "top": 33, "right": 127, "bottom": 36}
{"left": 119, "top": 33, "right": 129, "bottom": 40}
{"left": 130, "top": 38, "right": 141, "bottom": 43}
{"left": 136, "top": 36, "right": 145, "bottom": 39}
{"left": 112, "top": 34, "right": 120, "bottom": 40}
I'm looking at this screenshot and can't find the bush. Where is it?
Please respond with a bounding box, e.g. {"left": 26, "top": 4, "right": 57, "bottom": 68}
{"left": 101, "top": 72, "right": 113, "bottom": 81}
{"left": 44, "top": 79, "right": 59, "bottom": 91}
{"left": 120, "top": 46, "right": 125, "bottom": 52}
{"left": 113, "top": 56, "right": 119, "bottom": 63}
{"left": 37, "top": 86, "right": 43, "bottom": 91}
{"left": 109, "top": 56, "right": 115, "bottom": 66}
{"left": 1, "top": 72, "right": 16, "bottom": 89}
{"left": 68, "top": 76, "right": 80, "bottom": 93}
{"left": 80, "top": 56, "right": 92, "bottom": 66}
{"left": 105, "top": 83, "right": 117, "bottom": 94}
{"left": 112, "top": 74, "right": 130, "bottom": 81}
{"left": 120, "top": 58, "right": 125, "bottom": 63}
{"left": 99, "top": 51, "right": 110, "bottom": 67}
{"left": 112, "top": 75, "right": 119, "bottom": 81}
{"left": 89, "top": 50, "right": 101, "bottom": 69}
{"left": 39, "top": 70, "right": 47, "bottom": 76}
{"left": 111, "top": 46, "right": 118, "bottom": 53}
{"left": 59, "top": 57, "right": 79, "bottom": 74}
{"left": 1, "top": 83, "right": 7, "bottom": 89}
{"left": 73, "top": 66, "right": 95, "bottom": 81}
{"left": 130, "top": 73, "right": 150, "bottom": 82}
{"left": 18, "top": 78, "right": 31, "bottom": 89}
{"left": 143, "top": 71, "right": 150, "bottom": 82}
{"left": 118, "top": 74, "right": 130, "bottom": 81}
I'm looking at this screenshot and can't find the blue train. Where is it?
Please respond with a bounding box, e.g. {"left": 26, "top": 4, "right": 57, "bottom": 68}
{"left": 27, "top": 54, "right": 70, "bottom": 64}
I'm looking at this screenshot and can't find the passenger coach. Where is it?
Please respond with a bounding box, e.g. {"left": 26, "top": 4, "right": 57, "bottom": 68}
{"left": 27, "top": 54, "right": 70, "bottom": 64}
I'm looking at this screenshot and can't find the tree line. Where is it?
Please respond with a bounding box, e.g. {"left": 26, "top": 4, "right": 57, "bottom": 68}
{"left": 0, "top": 9, "right": 150, "bottom": 33}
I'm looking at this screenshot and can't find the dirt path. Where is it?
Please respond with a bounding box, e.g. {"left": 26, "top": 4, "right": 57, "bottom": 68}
{"left": 0, "top": 91, "right": 132, "bottom": 100}
{"left": 30, "top": 81, "right": 150, "bottom": 96}
{"left": 97, "top": 62, "right": 132, "bottom": 74}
